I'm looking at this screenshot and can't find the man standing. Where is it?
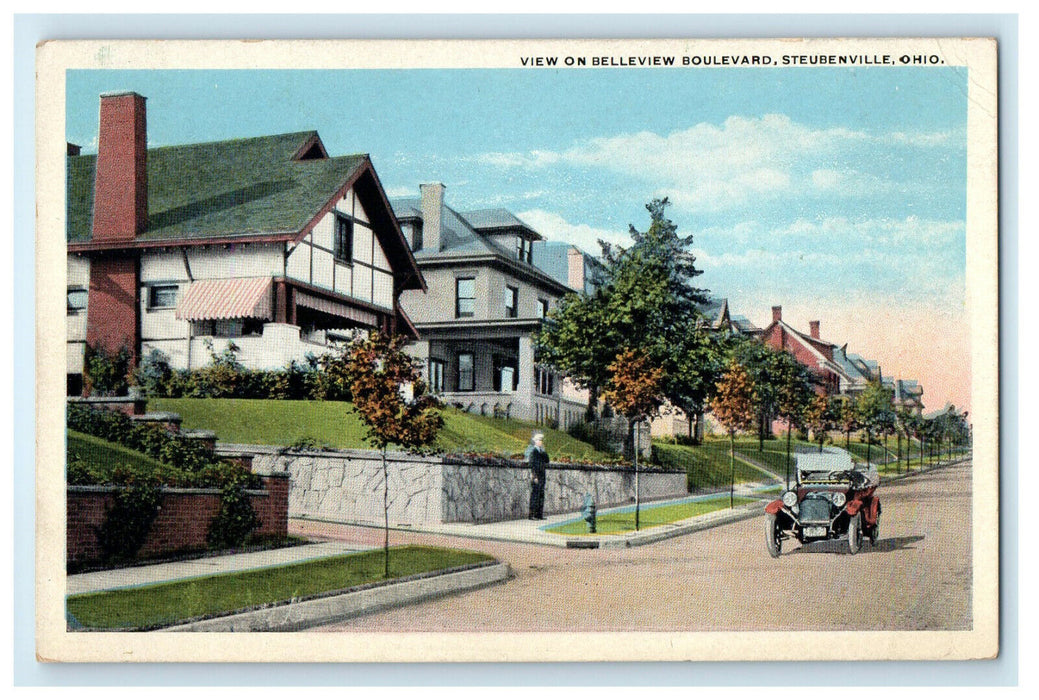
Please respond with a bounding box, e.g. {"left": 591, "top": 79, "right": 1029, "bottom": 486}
{"left": 526, "top": 432, "right": 549, "bottom": 520}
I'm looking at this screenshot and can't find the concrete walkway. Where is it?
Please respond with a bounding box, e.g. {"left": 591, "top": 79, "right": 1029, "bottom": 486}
{"left": 67, "top": 541, "right": 367, "bottom": 595}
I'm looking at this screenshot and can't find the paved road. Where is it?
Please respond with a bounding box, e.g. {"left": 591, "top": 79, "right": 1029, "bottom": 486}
{"left": 303, "top": 461, "right": 972, "bottom": 632}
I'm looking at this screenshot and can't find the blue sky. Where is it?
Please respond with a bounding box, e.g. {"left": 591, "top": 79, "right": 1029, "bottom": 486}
{"left": 67, "top": 67, "right": 970, "bottom": 409}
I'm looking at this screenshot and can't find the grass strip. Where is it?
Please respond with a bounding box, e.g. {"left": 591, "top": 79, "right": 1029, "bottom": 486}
{"left": 66, "top": 545, "right": 493, "bottom": 630}
{"left": 546, "top": 496, "right": 757, "bottom": 536}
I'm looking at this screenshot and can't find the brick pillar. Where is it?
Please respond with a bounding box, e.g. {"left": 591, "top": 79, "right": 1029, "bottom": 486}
{"left": 85, "top": 254, "right": 140, "bottom": 369}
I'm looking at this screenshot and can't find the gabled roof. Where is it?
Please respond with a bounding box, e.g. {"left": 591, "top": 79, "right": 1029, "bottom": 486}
{"left": 67, "top": 130, "right": 424, "bottom": 291}
{"left": 68, "top": 131, "right": 371, "bottom": 243}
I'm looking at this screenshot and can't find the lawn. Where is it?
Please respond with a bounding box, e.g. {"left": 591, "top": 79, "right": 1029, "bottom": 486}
{"left": 148, "top": 398, "right": 615, "bottom": 462}
{"left": 652, "top": 440, "right": 777, "bottom": 492}
{"left": 546, "top": 495, "right": 758, "bottom": 535}
{"left": 66, "top": 430, "right": 169, "bottom": 478}
{"left": 66, "top": 545, "right": 493, "bottom": 630}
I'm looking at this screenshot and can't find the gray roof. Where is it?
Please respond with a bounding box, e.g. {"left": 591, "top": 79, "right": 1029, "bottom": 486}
{"left": 461, "top": 208, "right": 541, "bottom": 239}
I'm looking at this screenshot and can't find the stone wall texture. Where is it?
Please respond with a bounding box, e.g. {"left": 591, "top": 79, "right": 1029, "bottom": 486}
{"left": 220, "top": 444, "right": 687, "bottom": 525}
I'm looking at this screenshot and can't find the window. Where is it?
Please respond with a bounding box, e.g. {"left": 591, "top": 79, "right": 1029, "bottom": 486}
{"left": 457, "top": 353, "right": 475, "bottom": 392}
{"left": 493, "top": 355, "right": 519, "bottom": 392}
{"left": 517, "top": 237, "right": 532, "bottom": 263}
{"left": 334, "top": 215, "right": 354, "bottom": 263}
{"left": 411, "top": 222, "right": 423, "bottom": 252}
{"left": 535, "top": 366, "right": 555, "bottom": 396}
{"left": 428, "top": 358, "right": 445, "bottom": 393}
{"left": 538, "top": 298, "right": 549, "bottom": 319}
{"left": 455, "top": 277, "right": 476, "bottom": 318}
{"left": 67, "top": 287, "right": 88, "bottom": 314}
{"left": 147, "top": 284, "right": 179, "bottom": 309}
{"left": 505, "top": 285, "right": 518, "bottom": 318}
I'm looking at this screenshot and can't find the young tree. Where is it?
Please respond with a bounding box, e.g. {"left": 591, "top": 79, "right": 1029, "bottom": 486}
{"left": 856, "top": 381, "right": 895, "bottom": 468}
{"left": 601, "top": 348, "right": 666, "bottom": 531}
{"left": 804, "top": 394, "right": 835, "bottom": 454}
{"left": 774, "top": 354, "right": 817, "bottom": 487}
{"left": 343, "top": 332, "right": 444, "bottom": 577}
{"left": 709, "top": 359, "right": 757, "bottom": 509}
{"left": 836, "top": 395, "right": 859, "bottom": 452}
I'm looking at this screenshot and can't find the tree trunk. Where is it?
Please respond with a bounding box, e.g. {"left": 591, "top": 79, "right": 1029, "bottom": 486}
{"left": 634, "top": 420, "right": 641, "bottom": 532}
{"left": 785, "top": 424, "right": 792, "bottom": 489}
{"left": 729, "top": 431, "right": 736, "bottom": 509}
{"left": 382, "top": 445, "right": 389, "bottom": 578}
{"left": 897, "top": 431, "right": 902, "bottom": 474}
{"left": 585, "top": 385, "right": 600, "bottom": 423}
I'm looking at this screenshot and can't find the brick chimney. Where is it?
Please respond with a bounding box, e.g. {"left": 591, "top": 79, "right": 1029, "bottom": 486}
{"left": 567, "top": 246, "right": 586, "bottom": 292}
{"left": 772, "top": 305, "right": 782, "bottom": 323}
{"left": 419, "top": 183, "right": 445, "bottom": 252}
{"left": 809, "top": 320, "right": 820, "bottom": 339}
{"left": 92, "top": 91, "right": 148, "bottom": 242}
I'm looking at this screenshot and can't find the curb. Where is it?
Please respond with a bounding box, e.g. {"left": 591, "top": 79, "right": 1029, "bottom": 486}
{"left": 565, "top": 500, "right": 766, "bottom": 549}
{"left": 158, "top": 561, "right": 511, "bottom": 632}
{"left": 879, "top": 457, "right": 970, "bottom": 484}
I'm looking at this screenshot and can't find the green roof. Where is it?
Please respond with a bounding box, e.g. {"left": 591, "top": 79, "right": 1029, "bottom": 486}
{"left": 67, "top": 131, "right": 368, "bottom": 243}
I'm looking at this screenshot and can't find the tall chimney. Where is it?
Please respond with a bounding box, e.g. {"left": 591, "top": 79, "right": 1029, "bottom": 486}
{"left": 92, "top": 91, "right": 148, "bottom": 242}
{"left": 809, "top": 320, "right": 820, "bottom": 339}
{"left": 419, "top": 183, "right": 445, "bottom": 252}
{"left": 567, "top": 246, "right": 586, "bottom": 292}
{"left": 772, "top": 305, "right": 782, "bottom": 323}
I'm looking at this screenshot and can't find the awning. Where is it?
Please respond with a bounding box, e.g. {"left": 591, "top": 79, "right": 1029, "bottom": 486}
{"left": 176, "top": 277, "right": 273, "bottom": 321}
{"left": 294, "top": 289, "right": 379, "bottom": 327}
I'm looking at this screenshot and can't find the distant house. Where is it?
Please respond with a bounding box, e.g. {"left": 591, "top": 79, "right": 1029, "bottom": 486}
{"left": 392, "top": 184, "right": 590, "bottom": 429}
{"left": 758, "top": 306, "right": 846, "bottom": 396}
{"left": 66, "top": 92, "right": 424, "bottom": 395}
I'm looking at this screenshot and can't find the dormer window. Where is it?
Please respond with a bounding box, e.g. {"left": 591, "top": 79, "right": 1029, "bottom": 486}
{"left": 517, "top": 237, "right": 532, "bottom": 263}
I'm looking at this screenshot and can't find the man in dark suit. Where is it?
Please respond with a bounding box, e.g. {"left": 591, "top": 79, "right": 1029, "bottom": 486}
{"left": 526, "top": 432, "right": 549, "bottom": 520}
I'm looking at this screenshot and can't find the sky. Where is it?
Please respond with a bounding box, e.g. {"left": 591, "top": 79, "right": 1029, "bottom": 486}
{"left": 66, "top": 67, "right": 971, "bottom": 413}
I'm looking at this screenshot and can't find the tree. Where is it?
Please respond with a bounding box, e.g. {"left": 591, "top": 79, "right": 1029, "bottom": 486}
{"left": 709, "top": 359, "right": 757, "bottom": 508}
{"left": 856, "top": 381, "right": 895, "bottom": 468}
{"left": 804, "top": 394, "right": 835, "bottom": 454}
{"left": 835, "top": 395, "right": 859, "bottom": 452}
{"left": 536, "top": 198, "right": 717, "bottom": 441}
{"left": 601, "top": 348, "right": 666, "bottom": 531}
{"left": 343, "top": 332, "right": 444, "bottom": 577}
{"left": 773, "top": 353, "right": 817, "bottom": 487}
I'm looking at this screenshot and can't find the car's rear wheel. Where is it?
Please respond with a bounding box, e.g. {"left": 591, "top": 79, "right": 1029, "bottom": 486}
{"left": 848, "top": 512, "right": 862, "bottom": 554}
{"left": 765, "top": 513, "right": 782, "bottom": 558}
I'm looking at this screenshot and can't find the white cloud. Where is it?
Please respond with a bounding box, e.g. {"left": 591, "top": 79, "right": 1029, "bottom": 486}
{"left": 382, "top": 185, "right": 417, "bottom": 198}
{"left": 516, "top": 209, "right": 630, "bottom": 253}
{"left": 475, "top": 114, "right": 956, "bottom": 214}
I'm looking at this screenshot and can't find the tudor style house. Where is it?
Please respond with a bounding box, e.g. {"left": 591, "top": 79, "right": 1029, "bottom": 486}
{"left": 66, "top": 92, "right": 424, "bottom": 395}
{"left": 392, "top": 184, "right": 591, "bottom": 429}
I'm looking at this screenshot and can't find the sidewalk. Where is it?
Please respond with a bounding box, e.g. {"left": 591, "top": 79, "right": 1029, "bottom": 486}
{"left": 67, "top": 541, "right": 368, "bottom": 595}
{"left": 303, "top": 488, "right": 772, "bottom": 550}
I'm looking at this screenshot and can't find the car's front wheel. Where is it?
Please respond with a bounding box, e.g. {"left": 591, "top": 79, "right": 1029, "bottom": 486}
{"left": 868, "top": 514, "right": 880, "bottom": 546}
{"left": 765, "top": 513, "right": 782, "bottom": 558}
{"left": 848, "top": 512, "right": 863, "bottom": 554}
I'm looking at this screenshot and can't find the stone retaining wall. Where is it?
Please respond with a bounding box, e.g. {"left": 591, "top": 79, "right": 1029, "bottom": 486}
{"left": 218, "top": 444, "right": 687, "bottom": 525}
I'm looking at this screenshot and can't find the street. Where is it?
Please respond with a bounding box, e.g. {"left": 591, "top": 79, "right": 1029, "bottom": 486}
{"left": 300, "top": 461, "right": 972, "bottom": 633}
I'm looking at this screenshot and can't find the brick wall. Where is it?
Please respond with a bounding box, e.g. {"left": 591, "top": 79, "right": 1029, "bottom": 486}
{"left": 67, "top": 474, "right": 289, "bottom": 567}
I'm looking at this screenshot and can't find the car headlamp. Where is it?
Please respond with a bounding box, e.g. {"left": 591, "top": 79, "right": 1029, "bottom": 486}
{"left": 831, "top": 491, "right": 847, "bottom": 507}
{"left": 782, "top": 490, "right": 798, "bottom": 508}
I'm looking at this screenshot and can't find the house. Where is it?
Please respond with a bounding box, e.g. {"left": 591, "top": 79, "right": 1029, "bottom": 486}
{"left": 392, "top": 184, "right": 590, "bottom": 429}
{"left": 758, "top": 306, "right": 847, "bottom": 396}
{"left": 66, "top": 91, "right": 424, "bottom": 395}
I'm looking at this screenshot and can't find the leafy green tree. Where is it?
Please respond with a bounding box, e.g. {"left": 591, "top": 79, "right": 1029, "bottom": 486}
{"left": 856, "top": 381, "right": 896, "bottom": 467}
{"left": 536, "top": 198, "right": 717, "bottom": 440}
{"left": 709, "top": 360, "right": 757, "bottom": 509}
{"left": 773, "top": 353, "right": 817, "bottom": 486}
{"left": 804, "top": 394, "right": 836, "bottom": 453}
{"left": 601, "top": 348, "right": 666, "bottom": 530}
{"left": 835, "top": 394, "right": 859, "bottom": 452}
{"left": 342, "top": 332, "right": 443, "bottom": 577}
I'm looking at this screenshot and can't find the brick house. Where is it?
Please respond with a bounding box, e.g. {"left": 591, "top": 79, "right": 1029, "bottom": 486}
{"left": 66, "top": 92, "right": 424, "bottom": 394}
{"left": 391, "top": 184, "right": 591, "bottom": 429}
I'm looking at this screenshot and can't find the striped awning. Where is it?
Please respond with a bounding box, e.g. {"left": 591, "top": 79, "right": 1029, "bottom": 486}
{"left": 294, "top": 290, "right": 379, "bottom": 327}
{"left": 175, "top": 277, "right": 273, "bottom": 321}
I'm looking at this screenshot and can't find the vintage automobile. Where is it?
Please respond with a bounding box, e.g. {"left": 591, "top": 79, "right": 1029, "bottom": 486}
{"left": 764, "top": 447, "right": 881, "bottom": 557}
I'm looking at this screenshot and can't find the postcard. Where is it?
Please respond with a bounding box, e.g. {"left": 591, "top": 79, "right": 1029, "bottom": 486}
{"left": 36, "top": 37, "right": 998, "bottom": 663}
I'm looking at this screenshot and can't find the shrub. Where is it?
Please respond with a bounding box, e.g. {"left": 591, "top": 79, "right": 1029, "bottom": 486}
{"left": 83, "top": 343, "right": 133, "bottom": 396}
{"left": 95, "top": 478, "right": 163, "bottom": 563}
{"left": 206, "top": 473, "right": 262, "bottom": 549}
{"left": 133, "top": 349, "right": 174, "bottom": 398}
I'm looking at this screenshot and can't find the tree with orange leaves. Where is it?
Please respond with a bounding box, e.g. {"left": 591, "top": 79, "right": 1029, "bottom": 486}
{"left": 709, "top": 359, "right": 757, "bottom": 509}
{"left": 344, "top": 332, "right": 443, "bottom": 577}
{"left": 602, "top": 347, "right": 665, "bottom": 530}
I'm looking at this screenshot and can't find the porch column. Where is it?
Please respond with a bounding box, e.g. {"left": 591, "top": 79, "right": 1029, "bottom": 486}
{"left": 516, "top": 335, "right": 536, "bottom": 423}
